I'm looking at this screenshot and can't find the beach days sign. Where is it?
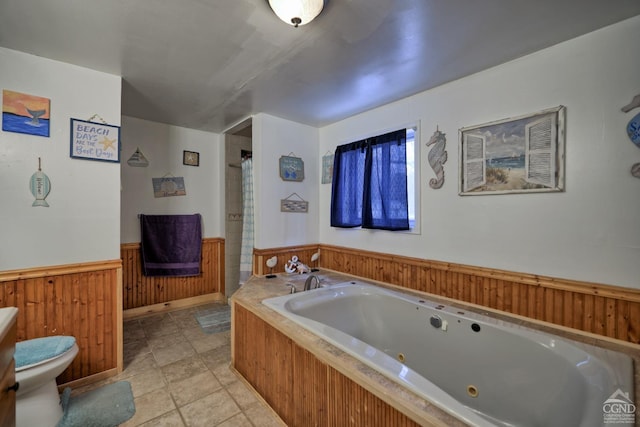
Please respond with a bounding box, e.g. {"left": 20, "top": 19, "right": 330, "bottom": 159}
{"left": 70, "top": 118, "right": 121, "bottom": 163}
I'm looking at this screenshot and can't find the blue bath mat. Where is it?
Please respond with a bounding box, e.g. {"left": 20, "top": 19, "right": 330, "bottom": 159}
{"left": 194, "top": 304, "right": 231, "bottom": 334}
{"left": 57, "top": 381, "right": 135, "bottom": 427}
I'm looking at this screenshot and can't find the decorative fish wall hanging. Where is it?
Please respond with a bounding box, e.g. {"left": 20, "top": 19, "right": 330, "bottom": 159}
{"left": 30, "top": 157, "right": 50, "bottom": 207}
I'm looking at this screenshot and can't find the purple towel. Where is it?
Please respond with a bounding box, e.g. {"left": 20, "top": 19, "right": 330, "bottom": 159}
{"left": 140, "top": 214, "right": 202, "bottom": 276}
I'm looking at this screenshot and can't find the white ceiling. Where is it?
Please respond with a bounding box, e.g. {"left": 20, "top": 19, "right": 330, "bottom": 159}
{"left": 1, "top": 1, "right": 639, "bottom": 133}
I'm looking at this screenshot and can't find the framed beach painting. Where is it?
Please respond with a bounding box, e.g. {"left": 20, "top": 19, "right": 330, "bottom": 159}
{"left": 459, "top": 106, "right": 565, "bottom": 195}
{"left": 2, "top": 90, "right": 50, "bottom": 137}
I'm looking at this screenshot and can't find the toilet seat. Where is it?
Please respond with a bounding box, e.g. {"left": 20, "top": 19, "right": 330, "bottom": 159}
{"left": 14, "top": 335, "right": 79, "bottom": 427}
{"left": 15, "top": 336, "right": 77, "bottom": 371}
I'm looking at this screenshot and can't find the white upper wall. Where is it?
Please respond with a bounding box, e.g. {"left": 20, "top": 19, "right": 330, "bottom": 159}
{"left": 120, "top": 116, "right": 223, "bottom": 243}
{"left": 3, "top": 17, "right": 639, "bottom": 290}
{"left": 253, "top": 113, "right": 320, "bottom": 249}
{"left": 0, "top": 48, "right": 121, "bottom": 271}
{"left": 319, "top": 16, "right": 640, "bottom": 289}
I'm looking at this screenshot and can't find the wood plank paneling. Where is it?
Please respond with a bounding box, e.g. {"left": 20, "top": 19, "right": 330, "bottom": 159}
{"left": 326, "top": 367, "right": 420, "bottom": 427}
{"left": 255, "top": 244, "right": 640, "bottom": 345}
{"left": 233, "top": 304, "right": 294, "bottom": 424}
{"left": 233, "top": 304, "right": 421, "bottom": 426}
{"left": 120, "top": 238, "right": 224, "bottom": 310}
{"left": 253, "top": 245, "right": 319, "bottom": 276}
{"left": 292, "top": 344, "right": 328, "bottom": 426}
{"left": 628, "top": 303, "right": 640, "bottom": 343}
{"left": 0, "top": 261, "right": 121, "bottom": 384}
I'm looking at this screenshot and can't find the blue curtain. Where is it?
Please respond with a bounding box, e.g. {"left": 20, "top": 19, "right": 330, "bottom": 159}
{"left": 330, "top": 141, "right": 366, "bottom": 227}
{"left": 331, "top": 129, "right": 409, "bottom": 230}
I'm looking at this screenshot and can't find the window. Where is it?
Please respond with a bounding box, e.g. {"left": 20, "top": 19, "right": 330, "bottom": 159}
{"left": 331, "top": 127, "right": 417, "bottom": 231}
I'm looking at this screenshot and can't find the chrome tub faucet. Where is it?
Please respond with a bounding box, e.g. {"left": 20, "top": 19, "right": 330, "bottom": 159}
{"left": 303, "top": 275, "right": 320, "bottom": 291}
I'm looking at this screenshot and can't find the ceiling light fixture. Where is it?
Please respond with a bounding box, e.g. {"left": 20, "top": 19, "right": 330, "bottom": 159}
{"left": 268, "top": 0, "right": 325, "bottom": 28}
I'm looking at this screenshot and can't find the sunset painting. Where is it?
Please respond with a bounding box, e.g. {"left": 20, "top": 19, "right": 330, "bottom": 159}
{"left": 2, "top": 90, "right": 51, "bottom": 137}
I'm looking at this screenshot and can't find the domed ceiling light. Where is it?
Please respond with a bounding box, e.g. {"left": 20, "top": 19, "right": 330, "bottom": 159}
{"left": 268, "top": 0, "right": 325, "bottom": 27}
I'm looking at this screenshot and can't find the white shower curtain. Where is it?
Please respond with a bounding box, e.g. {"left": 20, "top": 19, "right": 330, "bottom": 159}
{"left": 239, "top": 158, "right": 254, "bottom": 285}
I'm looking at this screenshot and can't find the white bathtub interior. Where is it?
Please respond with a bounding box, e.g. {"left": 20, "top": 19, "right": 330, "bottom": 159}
{"left": 263, "top": 280, "right": 634, "bottom": 427}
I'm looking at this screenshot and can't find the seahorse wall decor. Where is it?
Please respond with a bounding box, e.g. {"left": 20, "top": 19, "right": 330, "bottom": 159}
{"left": 426, "top": 127, "right": 448, "bottom": 189}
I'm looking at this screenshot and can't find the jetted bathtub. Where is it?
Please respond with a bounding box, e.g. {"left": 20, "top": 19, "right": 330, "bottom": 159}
{"left": 262, "top": 280, "right": 634, "bottom": 427}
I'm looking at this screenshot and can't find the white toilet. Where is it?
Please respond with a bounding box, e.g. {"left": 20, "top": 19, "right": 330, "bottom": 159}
{"left": 14, "top": 335, "right": 79, "bottom": 427}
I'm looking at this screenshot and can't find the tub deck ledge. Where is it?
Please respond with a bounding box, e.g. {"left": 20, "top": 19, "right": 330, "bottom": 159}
{"left": 231, "top": 269, "right": 639, "bottom": 427}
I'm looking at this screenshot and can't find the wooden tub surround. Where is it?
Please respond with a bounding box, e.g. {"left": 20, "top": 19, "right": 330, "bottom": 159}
{"left": 231, "top": 271, "right": 640, "bottom": 427}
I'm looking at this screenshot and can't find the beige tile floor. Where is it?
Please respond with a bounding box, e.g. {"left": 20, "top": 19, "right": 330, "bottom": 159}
{"left": 70, "top": 303, "right": 285, "bottom": 427}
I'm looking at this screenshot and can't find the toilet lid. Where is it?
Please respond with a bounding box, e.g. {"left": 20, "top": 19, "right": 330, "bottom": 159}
{"left": 15, "top": 336, "right": 77, "bottom": 370}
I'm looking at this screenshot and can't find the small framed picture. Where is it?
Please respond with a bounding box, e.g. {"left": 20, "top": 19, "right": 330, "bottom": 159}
{"left": 183, "top": 150, "right": 199, "bottom": 166}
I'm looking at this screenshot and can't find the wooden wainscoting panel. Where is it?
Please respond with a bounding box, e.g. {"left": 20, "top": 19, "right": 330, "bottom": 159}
{"left": 232, "top": 303, "right": 249, "bottom": 381}
{"left": 0, "top": 260, "right": 121, "bottom": 384}
{"left": 233, "top": 304, "right": 293, "bottom": 425}
{"left": 121, "top": 238, "right": 224, "bottom": 310}
{"left": 628, "top": 302, "right": 640, "bottom": 343}
{"left": 247, "top": 243, "right": 640, "bottom": 343}
{"left": 233, "top": 303, "right": 424, "bottom": 426}
{"left": 319, "top": 244, "right": 640, "bottom": 344}
{"left": 263, "top": 319, "right": 293, "bottom": 422}
{"left": 253, "top": 245, "right": 319, "bottom": 276}
{"left": 292, "top": 344, "right": 328, "bottom": 426}
{"left": 326, "top": 367, "right": 420, "bottom": 427}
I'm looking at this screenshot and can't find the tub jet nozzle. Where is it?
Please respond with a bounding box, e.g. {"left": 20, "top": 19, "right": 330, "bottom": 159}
{"left": 430, "top": 315, "right": 442, "bottom": 329}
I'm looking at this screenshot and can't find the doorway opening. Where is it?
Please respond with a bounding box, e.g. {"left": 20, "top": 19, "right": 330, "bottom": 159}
{"left": 224, "top": 119, "right": 252, "bottom": 298}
